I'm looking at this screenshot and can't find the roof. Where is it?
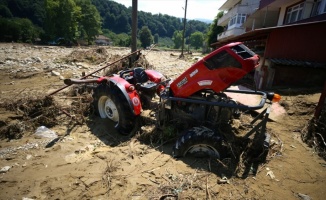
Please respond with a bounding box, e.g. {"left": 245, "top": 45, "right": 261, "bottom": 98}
{"left": 96, "top": 35, "right": 110, "bottom": 41}
{"left": 219, "top": 0, "right": 241, "bottom": 10}
{"left": 211, "top": 20, "right": 326, "bottom": 47}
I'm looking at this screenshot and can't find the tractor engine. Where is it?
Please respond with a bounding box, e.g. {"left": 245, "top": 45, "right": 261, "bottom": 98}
{"left": 167, "top": 91, "right": 239, "bottom": 130}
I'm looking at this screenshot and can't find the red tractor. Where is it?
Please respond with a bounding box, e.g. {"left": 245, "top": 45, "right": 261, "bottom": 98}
{"left": 65, "top": 42, "right": 281, "bottom": 160}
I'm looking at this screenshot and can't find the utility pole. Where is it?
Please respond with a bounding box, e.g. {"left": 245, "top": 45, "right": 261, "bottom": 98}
{"left": 180, "top": 0, "right": 187, "bottom": 58}
{"left": 131, "top": 0, "right": 138, "bottom": 54}
{"left": 130, "top": 0, "right": 138, "bottom": 67}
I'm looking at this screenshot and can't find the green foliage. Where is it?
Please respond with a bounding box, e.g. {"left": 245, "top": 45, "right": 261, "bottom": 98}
{"left": 2, "top": 0, "right": 45, "bottom": 26}
{"left": 154, "top": 33, "right": 159, "bottom": 44}
{"left": 139, "top": 26, "right": 153, "bottom": 48}
{"left": 102, "top": 29, "right": 132, "bottom": 47}
{"left": 190, "top": 31, "right": 204, "bottom": 50}
{"left": 206, "top": 11, "right": 224, "bottom": 47}
{"left": 0, "top": 5, "right": 12, "bottom": 17}
{"left": 43, "top": 0, "right": 101, "bottom": 44}
{"left": 0, "top": 17, "right": 39, "bottom": 42}
{"left": 77, "top": 0, "right": 101, "bottom": 45}
{"left": 91, "top": 0, "right": 209, "bottom": 38}
{"left": 172, "top": 31, "right": 183, "bottom": 49}
{"left": 157, "top": 37, "right": 174, "bottom": 49}
{"left": 56, "top": 0, "right": 80, "bottom": 42}
{"left": 0, "top": 0, "right": 210, "bottom": 47}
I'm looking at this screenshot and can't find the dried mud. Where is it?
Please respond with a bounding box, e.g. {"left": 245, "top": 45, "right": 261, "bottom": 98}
{"left": 0, "top": 43, "right": 325, "bottom": 200}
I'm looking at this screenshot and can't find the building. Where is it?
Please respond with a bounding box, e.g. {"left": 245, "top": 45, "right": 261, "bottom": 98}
{"left": 214, "top": 0, "right": 326, "bottom": 89}
{"left": 217, "top": 0, "right": 260, "bottom": 41}
{"left": 95, "top": 35, "right": 111, "bottom": 46}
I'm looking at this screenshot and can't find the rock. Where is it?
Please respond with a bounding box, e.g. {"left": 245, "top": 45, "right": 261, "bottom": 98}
{"left": 51, "top": 70, "right": 61, "bottom": 76}
{"left": 0, "top": 166, "right": 11, "bottom": 173}
{"left": 297, "top": 193, "right": 311, "bottom": 200}
{"left": 59, "top": 75, "right": 65, "bottom": 80}
{"left": 26, "top": 154, "right": 32, "bottom": 160}
{"left": 60, "top": 64, "right": 69, "bottom": 69}
{"left": 76, "top": 63, "right": 89, "bottom": 69}
{"left": 32, "top": 57, "right": 42, "bottom": 63}
{"left": 5, "top": 57, "right": 17, "bottom": 62}
{"left": 22, "top": 197, "right": 35, "bottom": 200}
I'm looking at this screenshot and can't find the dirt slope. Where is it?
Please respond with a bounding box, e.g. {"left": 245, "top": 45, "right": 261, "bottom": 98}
{"left": 0, "top": 43, "right": 325, "bottom": 200}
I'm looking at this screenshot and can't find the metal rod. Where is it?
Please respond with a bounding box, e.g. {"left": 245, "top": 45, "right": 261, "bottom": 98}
{"left": 47, "top": 49, "right": 142, "bottom": 96}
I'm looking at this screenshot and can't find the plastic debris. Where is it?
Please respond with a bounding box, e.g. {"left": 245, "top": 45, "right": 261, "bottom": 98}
{"left": 218, "top": 176, "right": 230, "bottom": 184}
{"left": 297, "top": 193, "right": 311, "bottom": 200}
{"left": 266, "top": 167, "right": 275, "bottom": 179}
{"left": 35, "top": 126, "right": 58, "bottom": 139}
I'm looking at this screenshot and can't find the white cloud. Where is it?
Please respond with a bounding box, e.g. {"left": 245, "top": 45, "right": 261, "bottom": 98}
{"left": 112, "top": 0, "right": 226, "bottom": 20}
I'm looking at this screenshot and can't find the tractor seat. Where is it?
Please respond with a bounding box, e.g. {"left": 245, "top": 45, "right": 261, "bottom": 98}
{"left": 133, "top": 67, "right": 149, "bottom": 83}
{"left": 133, "top": 67, "right": 157, "bottom": 92}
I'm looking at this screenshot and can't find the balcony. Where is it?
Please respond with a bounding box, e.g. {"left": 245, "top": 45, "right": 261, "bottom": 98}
{"left": 217, "top": 27, "right": 245, "bottom": 41}
{"left": 218, "top": 3, "right": 260, "bottom": 26}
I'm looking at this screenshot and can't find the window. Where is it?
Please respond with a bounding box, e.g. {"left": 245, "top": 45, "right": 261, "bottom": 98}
{"left": 204, "top": 50, "right": 242, "bottom": 70}
{"left": 231, "top": 44, "right": 256, "bottom": 59}
{"left": 228, "top": 14, "right": 247, "bottom": 27}
{"left": 310, "top": 0, "right": 324, "bottom": 16}
{"left": 285, "top": 2, "right": 304, "bottom": 24}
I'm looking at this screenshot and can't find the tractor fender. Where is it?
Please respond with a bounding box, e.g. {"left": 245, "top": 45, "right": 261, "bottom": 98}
{"left": 101, "top": 76, "right": 142, "bottom": 116}
{"left": 145, "top": 69, "right": 165, "bottom": 83}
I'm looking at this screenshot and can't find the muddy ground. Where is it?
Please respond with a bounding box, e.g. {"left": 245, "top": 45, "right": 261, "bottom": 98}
{"left": 0, "top": 43, "right": 325, "bottom": 200}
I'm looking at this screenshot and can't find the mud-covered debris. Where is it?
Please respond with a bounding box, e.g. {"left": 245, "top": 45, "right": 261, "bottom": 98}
{"left": 302, "top": 105, "right": 326, "bottom": 160}
{"left": 0, "top": 166, "right": 11, "bottom": 173}
{"left": 66, "top": 47, "right": 109, "bottom": 64}
{"left": 0, "top": 96, "right": 61, "bottom": 140}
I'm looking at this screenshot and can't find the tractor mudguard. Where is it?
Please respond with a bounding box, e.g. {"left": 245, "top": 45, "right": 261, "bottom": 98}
{"left": 104, "top": 76, "right": 142, "bottom": 116}
{"left": 145, "top": 69, "right": 165, "bottom": 83}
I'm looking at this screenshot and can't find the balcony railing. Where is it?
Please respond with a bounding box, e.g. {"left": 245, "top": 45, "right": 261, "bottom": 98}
{"left": 217, "top": 27, "right": 245, "bottom": 41}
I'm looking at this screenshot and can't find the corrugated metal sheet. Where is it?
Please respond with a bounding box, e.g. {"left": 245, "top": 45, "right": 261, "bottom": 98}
{"left": 270, "top": 58, "right": 326, "bottom": 68}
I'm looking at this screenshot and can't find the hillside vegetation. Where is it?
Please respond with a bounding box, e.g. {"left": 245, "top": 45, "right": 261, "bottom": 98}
{"left": 0, "top": 0, "right": 220, "bottom": 49}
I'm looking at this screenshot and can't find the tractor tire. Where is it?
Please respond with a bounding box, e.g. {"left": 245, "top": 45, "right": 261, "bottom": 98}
{"left": 173, "top": 126, "right": 227, "bottom": 158}
{"left": 93, "top": 83, "right": 138, "bottom": 135}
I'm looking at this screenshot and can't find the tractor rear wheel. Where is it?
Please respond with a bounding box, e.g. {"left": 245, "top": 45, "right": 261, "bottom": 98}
{"left": 173, "top": 126, "right": 227, "bottom": 158}
{"left": 93, "top": 83, "right": 138, "bottom": 135}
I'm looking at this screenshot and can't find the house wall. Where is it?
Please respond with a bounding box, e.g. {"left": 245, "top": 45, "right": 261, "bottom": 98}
{"left": 265, "top": 21, "right": 326, "bottom": 62}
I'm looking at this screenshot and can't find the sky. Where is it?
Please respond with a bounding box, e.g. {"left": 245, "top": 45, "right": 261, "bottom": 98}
{"left": 112, "top": 0, "right": 227, "bottom": 21}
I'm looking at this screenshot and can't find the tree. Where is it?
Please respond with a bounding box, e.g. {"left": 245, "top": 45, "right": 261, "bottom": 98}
{"left": 77, "top": 0, "right": 101, "bottom": 44}
{"left": 56, "top": 0, "right": 80, "bottom": 42}
{"left": 0, "top": 5, "right": 13, "bottom": 18}
{"left": 0, "top": 17, "right": 39, "bottom": 42}
{"left": 44, "top": 0, "right": 60, "bottom": 40}
{"left": 154, "top": 33, "right": 159, "bottom": 44}
{"left": 172, "top": 30, "right": 183, "bottom": 49}
{"left": 139, "top": 26, "right": 153, "bottom": 48}
{"left": 190, "top": 31, "right": 204, "bottom": 50}
{"left": 206, "top": 11, "right": 224, "bottom": 47}
{"left": 19, "top": 18, "right": 37, "bottom": 42}
{"left": 44, "top": 0, "right": 81, "bottom": 43}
